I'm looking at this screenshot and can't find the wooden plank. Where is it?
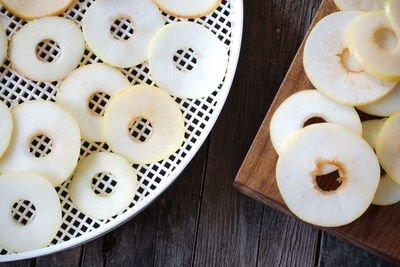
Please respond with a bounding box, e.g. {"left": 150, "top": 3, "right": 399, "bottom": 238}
{"left": 234, "top": 0, "right": 400, "bottom": 264}
{"left": 192, "top": 1, "right": 323, "bottom": 265}
{"left": 317, "top": 233, "right": 395, "bottom": 267}
{"left": 35, "top": 247, "right": 82, "bottom": 267}
{"left": 0, "top": 260, "right": 34, "bottom": 267}
{"left": 80, "top": 145, "right": 207, "bottom": 267}
{"left": 257, "top": 207, "right": 318, "bottom": 266}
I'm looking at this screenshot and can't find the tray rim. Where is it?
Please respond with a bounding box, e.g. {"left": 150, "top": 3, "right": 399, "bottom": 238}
{"left": 0, "top": 0, "right": 243, "bottom": 262}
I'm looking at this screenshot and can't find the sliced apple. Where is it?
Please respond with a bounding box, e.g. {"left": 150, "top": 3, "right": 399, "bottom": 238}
{"left": 362, "top": 119, "right": 400, "bottom": 205}
{"left": 0, "top": 23, "right": 7, "bottom": 65}
{"left": 376, "top": 112, "right": 400, "bottom": 184}
{"left": 0, "top": 172, "right": 61, "bottom": 252}
{"left": 69, "top": 152, "right": 138, "bottom": 220}
{"left": 270, "top": 90, "right": 362, "bottom": 155}
{"left": 277, "top": 123, "right": 380, "bottom": 227}
{"left": 348, "top": 11, "right": 400, "bottom": 82}
{"left": 1, "top": 0, "right": 75, "bottom": 20}
{"left": 154, "top": 0, "right": 221, "bottom": 18}
{"left": 0, "top": 101, "right": 81, "bottom": 186}
{"left": 103, "top": 85, "right": 185, "bottom": 164}
{"left": 56, "top": 63, "right": 130, "bottom": 142}
{"left": 304, "top": 11, "right": 396, "bottom": 105}
{"left": 0, "top": 101, "right": 12, "bottom": 159}
{"left": 82, "top": 0, "right": 164, "bottom": 68}
{"left": 385, "top": 0, "right": 400, "bottom": 35}
{"left": 357, "top": 83, "right": 400, "bottom": 116}
{"left": 10, "top": 17, "right": 84, "bottom": 82}
{"left": 334, "top": 0, "right": 384, "bottom": 11}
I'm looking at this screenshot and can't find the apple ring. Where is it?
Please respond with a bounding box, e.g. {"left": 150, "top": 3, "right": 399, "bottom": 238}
{"left": 0, "top": 23, "right": 7, "bottom": 65}
{"left": 103, "top": 85, "right": 185, "bottom": 164}
{"left": 304, "top": 11, "right": 396, "bottom": 105}
{"left": 348, "top": 11, "right": 400, "bottom": 82}
{"left": 334, "top": 0, "right": 384, "bottom": 11}
{"left": 1, "top": 0, "right": 75, "bottom": 20}
{"left": 10, "top": 17, "right": 84, "bottom": 82}
{"left": 0, "top": 101, "right": 81, "bottom": 186}
{"left": 362, "top": 119, "right": 400, "bottom": 206}
{"left": 377, "top": 112, "right": 400, "bottom": 185}
{"left": 69, "top": 152, "right": 138, "bottom": 220}
{"left": 82, "top": 0, "right": 164, "bottom": 68}
{"left": 357, "top": 83, "right": 400, "bottom": 117}
{"left": 277, "top": 123, "right": 380, "bottom": 227}
{"left": 385, "top": 0, "right": 400, "bottom": 35}
{"left": 270, "top": 90, "right": 362, "bottom": 155}
{"left": 56, "top": 63, "right": 130, "bottom": 141}
{"left": 148, "top": 21, "right": 228, "bottom": 98}
{"left": 0, "top": 101, "right": 12, "bottom": 159}
{"left": 154, "top": 0, "right": 221, "bottom": 18}
{"left": 0, "top": 172, "right": 61, "bottom": 252}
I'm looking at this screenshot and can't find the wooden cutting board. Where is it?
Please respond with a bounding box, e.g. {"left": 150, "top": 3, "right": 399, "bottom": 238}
{"left": 234, "top": 0, "right": 400, "bottom": 264}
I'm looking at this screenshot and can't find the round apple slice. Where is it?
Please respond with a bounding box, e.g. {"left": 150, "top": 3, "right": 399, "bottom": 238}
{"left": 0, "top": 23, "right": 7, "bottom": 65}
{"left": 103, "top": 85, "right": 185, "bottom": 164}
{"left": 82, "top": 0, "right": 164, "bottom": 68}
{"left": 385, "top": 0, "right": 400, "bottom": 35}
{"left": 148, "top": 21, "right": 228, "bottom": 98}
{"left": 348, "top": 11, "right": 400, "bottom": 82}
{"left": 277, "top": 123, "right": 380, "bottom": 227}
{"left": 357, "top": 83, "right": 400, "bottom": 116}
{"left": 304, "top": 11, "right": 396, "bottom": 105}
{"left": 0, "top": 101, "right": 12, "bottom": 159}
{"left": 334, "top": 0, "right": 384, "bottom": 11}
{"left": 1, "top": 0, "right": 75, "bottom": 20}
{"left": 270, "top": 90, "right": 362, "bottom": 155}
{"left": 362, "top": 119, "right": 400, "bottom": 206}
{"left": 69, "top": 152, "right": 138, "bottom": 220}
{"left": 154, "top": 0, "right": 220, "bottom": 18}
{"left": 10, "top": 17, "right": 84, "bottom": 82}
{"left": 0, "top": 172, "right": 61, "bottom": 252}
{"left": 0, "top": 101, "right": 81, "bottom": 186}
{"left": 377, "top": 112, "right": 400, "bottom": 185}
{"left": 56, "top": 63, "right": 130, "bottom": 142}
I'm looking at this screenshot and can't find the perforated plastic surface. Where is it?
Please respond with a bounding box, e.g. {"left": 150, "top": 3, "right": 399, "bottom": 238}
{"left": 0, "top": 0, "right": 242, "bottom": 261}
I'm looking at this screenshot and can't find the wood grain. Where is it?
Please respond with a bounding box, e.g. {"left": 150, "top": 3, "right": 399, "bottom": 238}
{"left": 1, "top": 0, "right": 393, "bottom": 266}
{"left": 234, "top": 0, "right": 400, "bottom": 264}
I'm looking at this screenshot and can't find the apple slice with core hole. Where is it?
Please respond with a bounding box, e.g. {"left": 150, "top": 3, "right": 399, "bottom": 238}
{"left": 334, "top": 0, "right": 384, "bottom": 11}
{"left": 348, "top": 11, "right": 400, "bottom": 82}
{"left": 362, "top": 119, "right": 400, "bottom": 205}
{"left": 277, "top": 123, "right": 380, "bottom": 227}
{"left": 376, "top": 112, "right": 400, "bottom": 185}
{"left": 270, "top": 90, "right": 362, "bottom": 155}
{"left": 0, "top": 101, "right": 12, "bottom": 159}
{"left": 1, "top": 0, "right": 75, "bottom": 20}
{"left": 357, "top": 83, "right": 400, "bottom": 116}
{"left": 304, "top": 11, "right": 396, "bottom": 105}
{"left": 385, "top": 0, "right": 400, "bottom": 35}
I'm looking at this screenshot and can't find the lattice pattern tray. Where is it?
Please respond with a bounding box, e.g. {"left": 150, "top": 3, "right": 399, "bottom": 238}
{"left": 0, "top": 0, "right": 242, "bottom": 261}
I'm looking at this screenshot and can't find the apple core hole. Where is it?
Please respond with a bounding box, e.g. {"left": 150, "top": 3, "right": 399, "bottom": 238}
{"left": 316, "top": 170, "right": 343, "bottom": 192}
{"left": 338, "top": 48, "right": 363, "bottom": 73}
{"left": 29, "top": 133, "right": 53, "bottom": 158}
{"left": 173, "top": 48, "right": 198, "bottom": 71}
{"left": 11, "top": 200, "right": 37, "bottom": 226}
{"left": 36, "top": 39, "right": 61, "bottom": 63}
{"left": 91, "top": 172, "right": 118, "bottom": 195}
{"left": 303, "top": 116, "right": 327, "bottom": 127}
{"left": 88, "top": 91, "right": 112, "bottom": 117}
{"left": 110, "top": 17, "right": 134, "bottom": 41}
{"left": 128, "top": 117, "right": 153, "bottom": 143}
{"left": 375, "top": 28, "right": 398, "bottom": 51}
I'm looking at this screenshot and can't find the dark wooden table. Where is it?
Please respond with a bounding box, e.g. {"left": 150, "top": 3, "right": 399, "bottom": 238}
{"left": 1, "top": 1, "right": 396, "bottom": 266}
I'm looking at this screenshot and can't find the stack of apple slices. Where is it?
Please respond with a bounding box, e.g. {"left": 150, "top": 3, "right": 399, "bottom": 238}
{"left": 270, "top": 2, "right": 400, "bottom": 227}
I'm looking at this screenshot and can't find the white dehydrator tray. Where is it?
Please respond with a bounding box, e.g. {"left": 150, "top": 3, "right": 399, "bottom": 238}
{"left": 0, "top": 0, "right": 243, "bottom": 262}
